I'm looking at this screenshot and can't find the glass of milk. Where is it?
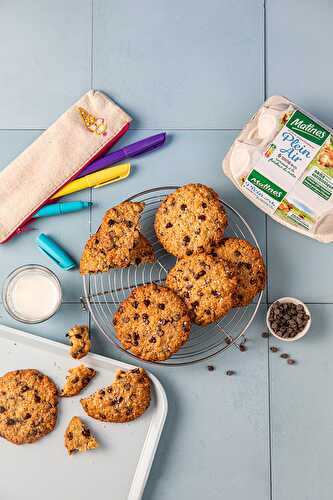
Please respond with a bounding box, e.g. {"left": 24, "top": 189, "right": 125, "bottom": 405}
{"left": 2, "top": 265, "right": 62, "bottom": 323}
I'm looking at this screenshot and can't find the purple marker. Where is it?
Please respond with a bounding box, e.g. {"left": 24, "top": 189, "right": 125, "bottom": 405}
{"left": 76, "top": 132, "right": 166, "bottom": 179}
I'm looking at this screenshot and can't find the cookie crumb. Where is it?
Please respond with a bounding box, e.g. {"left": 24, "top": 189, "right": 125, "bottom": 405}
{"left": 226, "top": 370, "right": 235, "bottom": 376}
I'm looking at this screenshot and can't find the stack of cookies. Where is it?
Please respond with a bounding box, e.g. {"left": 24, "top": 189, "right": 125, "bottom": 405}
{"left": 79, "top": 183, "right": 266, "bottom": 362}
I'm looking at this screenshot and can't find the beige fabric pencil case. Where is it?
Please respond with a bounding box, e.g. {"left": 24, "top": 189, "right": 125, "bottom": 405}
{"left": 0, "top": 90, "right": 132, "bottom": 243}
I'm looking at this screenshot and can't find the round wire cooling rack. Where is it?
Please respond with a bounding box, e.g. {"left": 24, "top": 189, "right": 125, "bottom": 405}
{"left": 82, "top": 186, "right": 263, "bottom": 366}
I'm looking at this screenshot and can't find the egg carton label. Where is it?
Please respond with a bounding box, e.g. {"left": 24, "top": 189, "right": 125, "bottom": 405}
{"left": 243, "top": 110, "right": 333, "bottom": 221}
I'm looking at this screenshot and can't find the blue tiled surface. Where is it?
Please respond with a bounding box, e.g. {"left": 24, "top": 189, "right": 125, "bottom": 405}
{"left": 0, "top": 1, "right": 333, "bottom": 499}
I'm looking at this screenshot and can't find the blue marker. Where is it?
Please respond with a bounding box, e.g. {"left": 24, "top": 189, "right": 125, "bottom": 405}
{"left": 33, "top": 201, "right": 92, "bottom": 218}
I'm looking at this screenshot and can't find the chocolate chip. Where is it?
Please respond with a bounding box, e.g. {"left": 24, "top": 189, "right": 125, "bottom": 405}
{"left": 239, "top": 344, "right": 246, "bottom": 352}
{"left": 165, "top": 222, "right": 173, "bottom": 228}
{"left": 142, "top": 313, "right": 149, "bottom": 324}
{"left": 186, "top": 250, "right": 193, "bottom": 256}
{"left": 6, "top": 418, "right": 15, "bottom": 425}
{"left": 133, "top": 313, "right": 139, "bottom": 320}
{"left": 24, "top": 413, "right": 31, "bottom": 420}
{"left": 195, "top": 270, "right": 206, "bottom": 279}
{"left": 158, "top": 318, "right": 167, "bottom": 326}
{"left": 211, "top": 290, "right": 220, "bottom": 297}
{"left": 198, "top": 214, "right": 206, "bottom": 221}
{"left": 207, "top": 365, "right": 215, "bottom": 371}
{"left": 234, "top": 250, "right": 241, "bottom": 257}
{"left": 149, "top": 336, "right": 156, "bottom": 343}
{"left": 99, "top": 390, "right": 105, "bottom": 396}
{"left": 132, "top": 301, "right": 139, "bottom": 309}
{"left": 226, "top": 370, "right": 235, "bottom": 376}
{"left": 108, "top": 219, "right": 116, "bottom": 226}
{"left": 191, "top": 301, "right": 199, "bottom": 309}
{"left": 0, "top": 406, "right": 6, "bottom": 413}
{"left": 180, "top": 204, "right": 187, "bottom": 211}
{"left": 287, "top": 359, "right": 296, "bottom": 365}
{"left": 261, "top": 331, "right": 269, "bottom": 338}
{"left": 21, "top": 385, "right": 29, "bottom": 393}
{"left": 72, "top": 376, "right": 79, "bottom": 384}
{"left": 280, "top": 353, "right": 289, "bottom": 359}
{"left": 250, "top": 278, "right": 257, "bottom": 285}
{"left": 182, "top": 321, "right": 190, "bottom": 332}
{"left": 126, "top": 220, "right": 133, "bottom": 228}
{"left": 204, "top": 309, "right": 211, "bottom": 315}
{"left": 67, "top": 432, "right": 73, "bottom": 440}
{"left": 34, "top": 394, "right": 41, "bottom": 403}
{"left": 158, "top": 303, "right": 165, "bottom": 310}
{"left": 135, "top": 257, "right": 142, "bottom": 265}
{"left": 183, "top": 235, "right": 191, "bottom": 246}
{"left": 270, "top": 347, "right": 278, "bottom": 353}
{"left": 82, "top": 428, "right": 91, "bottom": 437}
{"left": 201, "top": 202, "right": 207, "bottom": 208}
{"left": 113, "top": 318, "right": 118, "bottom": 326}
{"left": 126, "top": 408, "right": 133, "bottom": 415}
{"left": 75, "top": 334, "right": 82, "bottom": 339}
{"left": 143, "top": 299, "right": 151, "bottom": 307}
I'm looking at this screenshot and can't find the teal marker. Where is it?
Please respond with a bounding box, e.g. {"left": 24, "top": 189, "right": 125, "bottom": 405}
{"left": 33, "top": 201, "right": 92, "bottom": 218}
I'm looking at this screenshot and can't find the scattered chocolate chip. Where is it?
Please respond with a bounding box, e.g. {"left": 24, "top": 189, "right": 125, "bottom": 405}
{"left": 113, "top": 318, "right": 118, "bottom": 326}
{"left": 195, "top": 270, "right": 206, "bottom": 279}
{"left": 24, "top": 413, "right": 31, "bottom": 420}
{"left": 270, "top": 347, "right": 278, "bottom": 353}
{"left": 20, "top": 385, "right": 29, "bottom": 393}
{"left": 261, "top": 331, "right": 269, "bottom": 338}
{"left": 183, "top": 235, "right": 191, "bottom": 246}
{"left": 158, "top": 318, "right": 168, "bottom": 326}
{"left": 280, "top": 353, "right": 289, "bottom": 359}
{"left": 143, "top": 299, "right": 151, "bottom": 307}
{"left": 207, "top": 365, "right": 215, "bottom": 371}
{"left": 180, "top": 204, "right": 187, "bottom": 211}
{"left": 126, "top": 220, "right": 133, "bottom": 228}
{"left": 132, "top": 301, "right": 139, "bottom": 309}
{"left": 67, "top": 432, "right": 73, "bottom": 440}
{"left": 198, "top": 214, "right": 206, "bottom": 221}
{"left": 135, "top": 257, "right": 142, "bottom": 265}
{"left": 191, "top": 301, "right": 199, "bottom": 309}
{"left": 99, "top": 390, "right": 105, "bottom": 396}
{"left": 75, "top": 334, "right": 82, "bottom": 339}
{"left": 149, "top": 336, "right": 156, "bottom": 343}
{"left": 165, "top": 222, "right": 173, "bottom": 228}
{"left": 126, "top": 408, "right": 133, "bottom": 415}
{"left": 234, "top": 250, "right": 241, "bottom": 257}
{"left": 226, "top": 370, "right": 235, "bottom": 376}
{"left": 133, "top": 313, "right": 139, "bottom": 320}
{"left": 173, "top": 313, "right": 181, "bottom": 321}
{"left": 239, "top": 344, "right": 246, "bottom": 352}
{"left": 6, "top": 418, "right": 15, "bottom": 425}
{"left": 201, "top": 202, "right": 207, "bottom": 209}
{"left": 287, "top": 359, "right": 296, "bottom": 365}
{"left": 34, "top": 394, "right": 41, "bottom": 403}
{"left": 186, "top": 249, "right": 193, "bottom": 256}
{"left": 158, "top": 303, "right": 165, "bottom": 310}
{"left": 0, "top": 406, "right": 6, "bottom": 414}
{"left": 108, "top": 219, "right": 116, "bottom": 226}
{"left": 72, "top": 376, "right": 79, "bottom": 384}
{"left": 211, "top": 290, "right": 221, "bottom": 297}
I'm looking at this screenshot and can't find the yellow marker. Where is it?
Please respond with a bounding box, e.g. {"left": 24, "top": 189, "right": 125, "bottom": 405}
{"left": 51, "top": 163, "right": 131, "bottom": 199}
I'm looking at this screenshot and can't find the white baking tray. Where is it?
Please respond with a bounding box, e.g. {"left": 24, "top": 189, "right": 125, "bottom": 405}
{"left": 0, "top": 324, "right": 167, "bottom": 500}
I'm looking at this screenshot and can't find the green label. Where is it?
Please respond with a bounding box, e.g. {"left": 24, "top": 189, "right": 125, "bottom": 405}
{"left": 247, "top": 169, "right": 287, "bottom": 202}
{"left": 302, "top": 177, "right": 332, "bottom": 200}
{"left": 286, "top": 110, "right": 329, "bottom": 146}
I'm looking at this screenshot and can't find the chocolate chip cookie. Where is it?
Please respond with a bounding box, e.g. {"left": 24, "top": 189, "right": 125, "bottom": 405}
{"left": 166, "top": 254, "right": 237, "bottom": 325}
{"left": 113, "top": 283, "right": 191, "bottom": 361}
{"left": 97, "top": 201, "right": 144, "bottom": 265}
{"left": 154, "top": 183, "right": 228, "bottom": 258}
{"left": 211, "top": 238, "right": 266, "bottom": 307}
{"left": 64, "top": 416, "right": 98, "bottom": 455}
{"left": 66, "top": 325, "right": 91, "bottom": 360}
{"left": 60, "top": 365, "right": 96, "bottom": 397}
{"left": 0, "top": 369, "right": 58, "bottom": 445}
{"left": 81, "top": 368, "right": 151, "bottom": 423}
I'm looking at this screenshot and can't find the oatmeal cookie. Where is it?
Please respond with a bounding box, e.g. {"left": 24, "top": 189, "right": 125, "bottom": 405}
{"left": 64, "top": 416, "right": 98, "bottom": 455}
{"left": 210, "top": 238, "right": 266, "bottom": 306}
{"left": 0, "top": 369, "right": 58, "bottom": 445}
{"left": 67, "top": 325, "right": 91, "bottom": 360}
{"left": 113, "top": 283, "right": 191, "bottom": 361}
{"left": 60, "top": 365, "right": 96, "bottom": 397}
{"left": 154, "top": 183, "right": 227, "bottom": 258}
{"left": 80, "top": 232, "right": 155, "bottom": 274}
{"left": 166, "top": 253, "right": 237, "bottom": 325}
{"left": 81, "top": 368, "right": 151, "bottom": 423}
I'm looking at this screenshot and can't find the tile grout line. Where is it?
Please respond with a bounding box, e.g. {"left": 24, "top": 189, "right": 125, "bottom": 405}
{"left": 262, "top": 0, "right": 273, "bottom": 499}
